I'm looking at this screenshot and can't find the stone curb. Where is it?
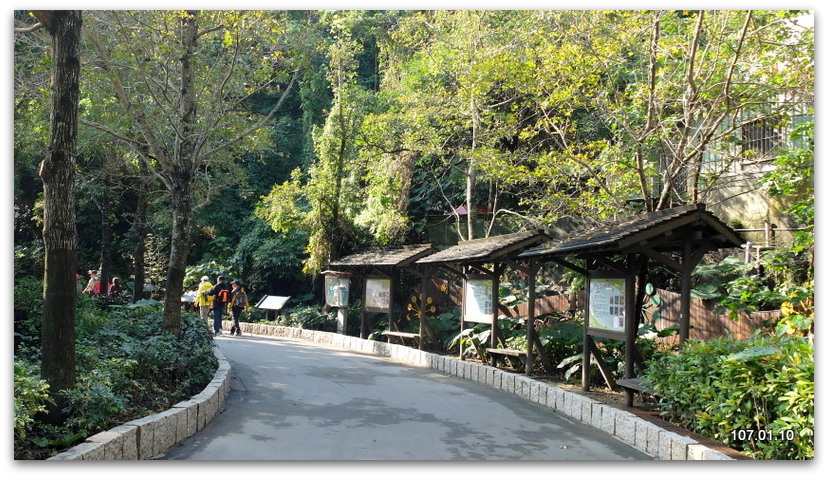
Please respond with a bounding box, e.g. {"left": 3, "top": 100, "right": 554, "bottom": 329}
{"left": 235, "top": 322, "right": 739, "bottom": 461}
{"left": 47, "top": 346, "right": 232, "bottom": 460}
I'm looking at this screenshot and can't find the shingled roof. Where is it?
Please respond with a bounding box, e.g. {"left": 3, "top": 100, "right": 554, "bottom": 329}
{"left": 417, "top": 230, "right": 548, "bottom": 265}
{"left": 519, "top": 203, "right": 743, "bottom": 259}
{"left": 329, "top": 244, "right": 436, "bottom": 268}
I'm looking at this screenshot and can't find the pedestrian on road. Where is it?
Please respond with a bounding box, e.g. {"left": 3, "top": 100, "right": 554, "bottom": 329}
{"left": 194, "top": 276, "right": 214, "bottom": 324}
{"left": 208, "top": 275, "right": 231, "bottom": 337}
{"left": 229, "top": 280, "right": 249, "bottom": 336}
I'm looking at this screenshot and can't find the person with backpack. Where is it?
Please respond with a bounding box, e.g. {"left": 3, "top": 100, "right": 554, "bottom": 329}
{"left": 229, "top": 280, "right": 249, "bottom": 336}
{"left": 208, "top": 275, "right": 232, "bottom": 337}
{"left": 194, "top": 275, "right": 214, "bottom": 324}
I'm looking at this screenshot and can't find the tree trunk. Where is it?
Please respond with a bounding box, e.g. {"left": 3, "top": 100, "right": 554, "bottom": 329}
{"left": 33, "top": 9, "right": 82, "bottom": 424}
{"left": 162, "top": 177, "right": 193, "bottom": 335}
{"left": 132, "top": 164, "right": 148, "bottom": 302}
{"left": 98, "top": 196, "right": 112, "bottom": 294}
{"left": 161, "top": 10, "right": 198, "bottom": 335}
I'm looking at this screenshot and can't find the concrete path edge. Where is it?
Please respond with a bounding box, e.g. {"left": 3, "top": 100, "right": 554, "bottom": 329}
{"left": 48, "top": 321, "right": 738, "bottom": 461}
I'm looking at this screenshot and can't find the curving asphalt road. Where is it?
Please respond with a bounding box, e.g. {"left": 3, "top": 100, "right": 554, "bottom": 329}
{"left": 158, "top": 333, "right": 651, "bottom": 461}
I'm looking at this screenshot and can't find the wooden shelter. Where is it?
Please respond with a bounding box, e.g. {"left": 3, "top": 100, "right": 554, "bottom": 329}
{"left": 328, "top": 244, "right": 436, "bottom": 348}
{"left": 416, "top": 230, "right": 551, "bottom": 373}
{"left": 518, "top": 204, "right": 744, "bottom": 405}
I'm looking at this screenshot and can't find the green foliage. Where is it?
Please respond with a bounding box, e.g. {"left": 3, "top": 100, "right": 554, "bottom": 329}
{"left": 231, "top": 219, "right": 310, "bottom": 295}
{"left": 184, "top": 260, "right": 238, "bottom": 289}
{"left": 14, "top": 298, "right": 217, "bottom": 459}
{"left": 14, "top": 361, "right": 53, "bottom": 457}
{"left": 270, "top": 304, "right": 337, "bottom": 332}
{"left": 644, "top": 333, "right": 814, "bottom": 459}
{"left": 692, "top": 256, "right": 784, "bottom": 318}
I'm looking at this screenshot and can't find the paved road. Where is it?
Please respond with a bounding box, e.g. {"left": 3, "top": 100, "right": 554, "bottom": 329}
{"left": 159, "top": 333, "right": 651, "bottom": 461}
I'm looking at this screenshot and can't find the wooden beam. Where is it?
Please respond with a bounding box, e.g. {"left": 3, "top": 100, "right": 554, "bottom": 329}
{"left": 588, "top": 337, "right": 617, "bottom": 390}
{"left": 467, "top": 263, "right": 494, "bottom": 277}
{"left": 640, "top": 249, "right": 682, "bottom": 271}
{"left": 548, "top": 257, "right": 588, "bottom": 275}
{"left": 532, "top": 333, "right": 554, "bottom": 375}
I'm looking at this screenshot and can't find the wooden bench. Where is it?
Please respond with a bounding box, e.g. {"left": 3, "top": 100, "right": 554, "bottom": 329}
{"left": 616, "top": 377, "right": 657, "bottom": 407}
{"left": 616, "top": 377, "right": 656, "bottom": 395}
{"left": 486, "top": 347, "right": 527, "bottom": 369}
{"left": 486, "top": 348, "right": 527, "bottom": 358}
{"left": 381, "top": 330, "right": 420, "bottom": 347}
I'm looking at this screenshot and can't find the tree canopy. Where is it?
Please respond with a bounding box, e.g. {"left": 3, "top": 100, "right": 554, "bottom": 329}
{"left": 14, "top": 9, "right": 814, "bottom": 324}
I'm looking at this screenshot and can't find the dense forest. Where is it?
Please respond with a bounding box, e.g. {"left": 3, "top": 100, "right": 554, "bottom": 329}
{"left": 13, "top": 10, "right": 814, "bottom": 457}
{"left": 14, "top": 9, "right": 813, "bottom": 297}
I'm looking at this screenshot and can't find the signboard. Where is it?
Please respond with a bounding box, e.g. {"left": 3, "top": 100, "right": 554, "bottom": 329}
{"left": 324, "top": 274, "right": 350, "bottom": 307}
{"left": 365, "top": 277, "right": 391, "bottom": 312}
{"left": 255, "top": 295, "right": 291, "bottom": 311}
{"left": 588, "top": 277, "right": 626, "bottom": 332}
{"left": 464, "top": 278, "right": 493, "bottom": 323}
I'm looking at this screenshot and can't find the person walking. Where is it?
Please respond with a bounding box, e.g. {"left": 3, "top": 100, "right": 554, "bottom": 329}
{"left": 194, "top": 276, "right": 214, "bottom": 324}
{"left": 208, "top": 275, "right": 232, "bottom": 337}
{"left": 229, "top": 280, "right": 249, "bottom": 336}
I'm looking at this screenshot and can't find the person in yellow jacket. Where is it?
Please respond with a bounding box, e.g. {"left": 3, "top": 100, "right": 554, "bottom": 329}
{"left": 229, "top": 280, "right": 249, "bottom": 336}
{"left": 194, "top": 276, "right": 214, "bottom": 324}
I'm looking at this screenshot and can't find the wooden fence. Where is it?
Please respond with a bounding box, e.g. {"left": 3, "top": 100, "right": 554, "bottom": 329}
{"left": 426, "top": 278, "right": 781, "bottom": 343}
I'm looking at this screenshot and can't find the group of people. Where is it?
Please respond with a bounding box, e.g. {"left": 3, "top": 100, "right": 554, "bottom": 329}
{"left": 194, "top": 275, "right": 249, "bottom": 337}
{"left": 81, "top": 270, "right": 124, "bottom": 296}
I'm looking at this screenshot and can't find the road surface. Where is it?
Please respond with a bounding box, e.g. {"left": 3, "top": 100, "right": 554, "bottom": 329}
{"left": 159, "top": 333, "right": 651, "bottom": 460}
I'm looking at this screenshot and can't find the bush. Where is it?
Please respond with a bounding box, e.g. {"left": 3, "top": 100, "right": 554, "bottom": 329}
{"left": 644, "top": 332, "right": 814, "bottom": 459}
{"left": 14, "top": 299, "right": 218, "bottom": 459}
{"left": 273, "top": 304, "right": 337, "bottom": 332}
{"left": 14, "top": 360, "right": 52, "bottom": 458}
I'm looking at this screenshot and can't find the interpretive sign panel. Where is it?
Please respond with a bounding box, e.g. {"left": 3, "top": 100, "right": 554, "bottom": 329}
{"left": 324, "top": 274, "right": 350, "bottom": 308}
{"left": 365, "top": 277, "right": 391, "bottom": 312}
{"left": 464, "top": 278, "right": 493, "bottom": 323}
{"left": 588, "top": 277, "right": 626, "bottom": 332}
{"left": 256, "top": 295, "right": 291, "bottom": 311}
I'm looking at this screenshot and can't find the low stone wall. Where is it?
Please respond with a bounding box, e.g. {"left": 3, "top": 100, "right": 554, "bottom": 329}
{"left": 47, "top": 347, "right": 232, "bottom": 460}
{"left": 234, "top": 321, "right": 739, "bottom": 461}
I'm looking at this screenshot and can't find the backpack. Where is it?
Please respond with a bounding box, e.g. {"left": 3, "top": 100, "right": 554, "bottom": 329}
{"left": 217, "top": 288, "right": 230, "bottom": 303}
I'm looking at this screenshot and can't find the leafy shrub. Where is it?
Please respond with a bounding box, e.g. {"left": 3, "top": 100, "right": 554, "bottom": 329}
{"left": 14, "top": 299, "right": 217, "bottom": 459}
{"left": 644, "top": 332, "right": 814, "bottom": 459}
{"left": 275, "top": 304, "right": 337, "bottom": 331}
{"left": 14, "top": 360, "right": 52, "bottom": 457}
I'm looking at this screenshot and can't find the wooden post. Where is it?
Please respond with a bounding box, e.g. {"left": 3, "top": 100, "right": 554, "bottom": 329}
{"left": 490, "top": 265, "right": 500, "bottom": 367}
{"left": 418, "top": 266, "right": 430, "bottom": 350}
{"left": 582, "top": 272, "right": 592, "bottom": 391}
{"left": 460, "top": 266, "right": 467, "bottom": 361}
{"left": 361, "top": 275, "right": 368, "bottom": 338}
{"left": 624, "top": 256, "right": 636, "bottom": 407}
{"left": 680, "top": 239, "right": 692, "bottom": 345}
{"left": 525, "top": 261, "right": 538, "bottom": 375}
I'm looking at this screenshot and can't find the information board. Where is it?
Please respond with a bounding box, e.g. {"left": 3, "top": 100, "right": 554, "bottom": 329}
{"left": 464, "top": 279, "right": 493, "bottom": 323}
{"left": 324, "top": 275, "right": 350, "bottom": 307}
{"left": 588, "top": 277, "right": 626, "bottom": 332}
{"left": 365, "top": 277, "right": 391, "bottom": 312}
{"left": 255, "top": 295, "right": 291, "bottom": 311}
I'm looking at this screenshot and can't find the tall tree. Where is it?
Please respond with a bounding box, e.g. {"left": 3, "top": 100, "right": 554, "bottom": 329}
{"left": 82, "top": 10, "right": 301, "bottom": 334}
{"left": 19, "top": 10, "right": 83, "bottom": 423}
